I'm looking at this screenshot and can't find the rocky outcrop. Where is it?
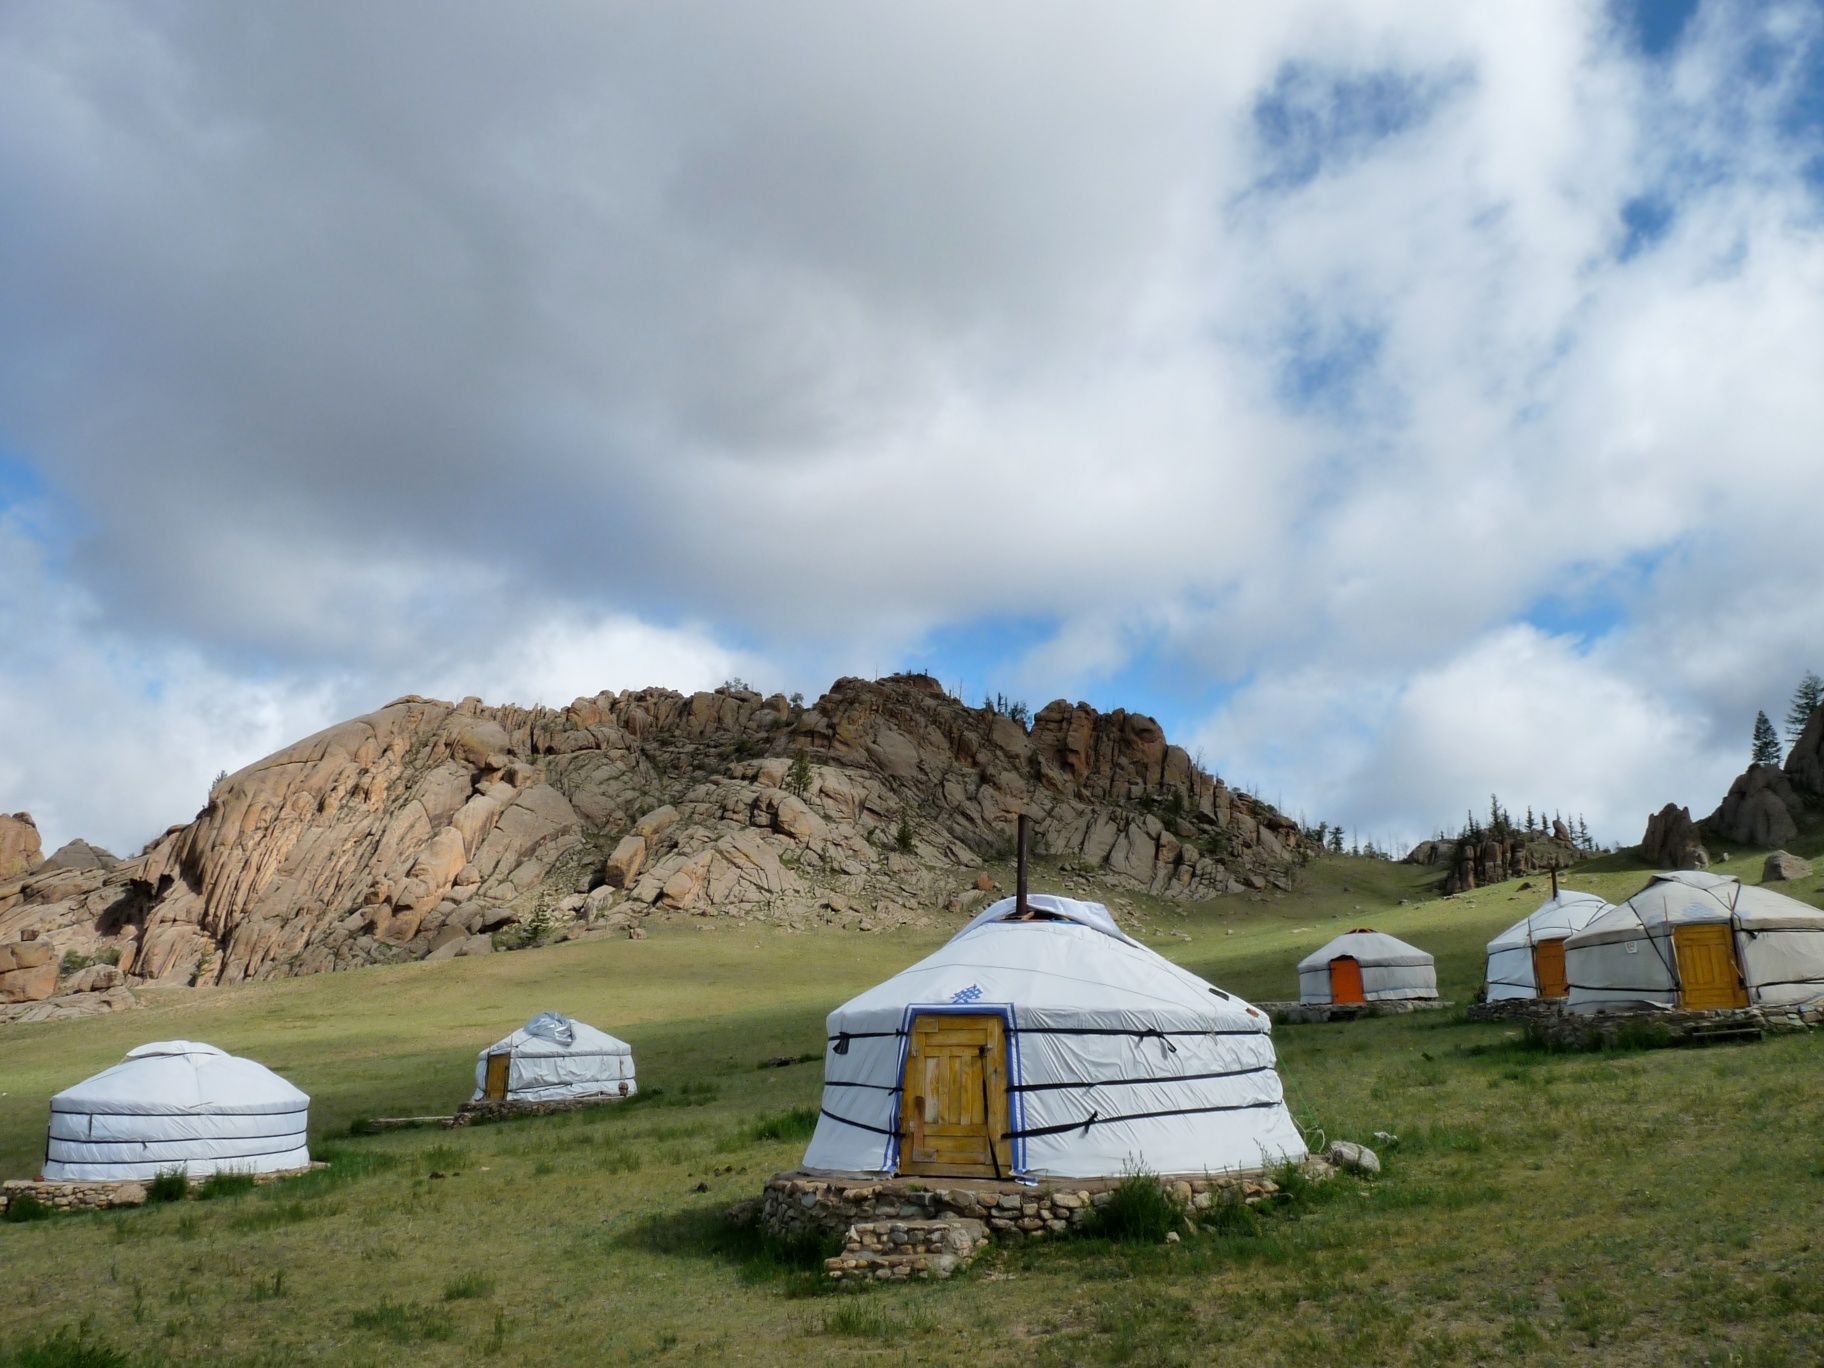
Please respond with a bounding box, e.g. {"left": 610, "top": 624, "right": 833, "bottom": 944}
{"left": 1407, "top": 831, "right": 1582, "bottom": 894}
{"left": 0, "top": 814, "right": 41, "bottom": 881}
{"left": 1641, "top": 803, "right": 1709, "bottom": 871}
{"left": 0, "top": 674, "right": 1302, "bottom": 989}
{"left": 0, "top": 939, "right": 57, "bottom": 1003}
{"left": 1708, "top": 765, "right": 1800, "bottom": 850}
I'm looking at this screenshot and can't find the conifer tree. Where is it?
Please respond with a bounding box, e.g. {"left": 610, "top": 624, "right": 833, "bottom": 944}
{"left": 1328, "top": 828, "right": 1344, "bottom": 854}
{"left": 1752, "top": 710, "right": 1782, "bottom": 766}
{"left": 1786, "top": 671, "right": 1824, "bottom": 743}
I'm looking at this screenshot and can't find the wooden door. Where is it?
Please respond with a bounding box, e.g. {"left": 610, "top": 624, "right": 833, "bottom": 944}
{"left": 1532, "top": 938, "right": 1569, "bottom": 1000}
{"left": 1329, "top": 957, "right": 1365, "bottom": 1005}
{"left": 1674, "top": 924, "right": 1748, "bottom": 1009}
{"left": 483, "top": 1052, "right": 511, "bottom": 1100}
{"left": 898, "top": 1014, "right": 1008, "bottom": 1178}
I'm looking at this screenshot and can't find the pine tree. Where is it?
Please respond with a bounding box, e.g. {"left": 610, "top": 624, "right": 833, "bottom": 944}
{"left": 1786, "top": 671, "right": 1824, "bottom": 743}
{"left": 786, "top": 749, "right": 813, "bottom": 797}
{"left": 1524, "top": 805, "right": 1535, "bottom": 834}
{"left": 1328, "top": 828, "right": 1344, "bottom": 854}
{"left": 1752, "top": 710, "right": 1782, "bottom": 766}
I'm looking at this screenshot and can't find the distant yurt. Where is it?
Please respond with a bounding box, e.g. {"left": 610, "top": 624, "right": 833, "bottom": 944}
{"left": 1565, "top": 872, "right": 1824, "bottom": 1013}
{"left": 473, "top": 1013, "right": 637, "bottom": 1103}
{"left": 44, "top": 1042, "right": 309, "bottom": 1181}
{"left": 800, "top": 893, "right": 1306, "bottom": 1181}
{"left": 1484, "top": 889, "right": 1611, "bottom": 1002}
{"left": 1297, "top": 929, "right": 1437, "bottom": 1005}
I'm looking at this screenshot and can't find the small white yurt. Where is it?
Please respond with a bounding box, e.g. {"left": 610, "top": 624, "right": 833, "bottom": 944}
{"left": 1484, "top": 889, "right": 1611, "bottom": 1002}
{"left": 800, "top": 894, "right": 1306, "bottom": 1181}
{"left": 1297, "top": 929, "right": 1437, "bottom": 1005}
{"left": 473, "top": 1012, "right": 636, "bottom": 1103}
{"left": 1565, "top": 872, "right": 1824, "bottom": 1014}
{"left": 45, "top": 1042, "right": 309, "bottom": 1181}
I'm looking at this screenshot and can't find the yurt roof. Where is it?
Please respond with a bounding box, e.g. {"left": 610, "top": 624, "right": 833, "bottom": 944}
{"left": 1487, "top": 890, "right": 1612, "bottom": 953}
{"left": 1297, "top": 929, "right": 1432, "bottom": 973}
{"left": 481, "top": 1012, "right": 632, "bottom": 1059}
{"left": 52, "top": 1041, "right": 308, "bottom": 1117}
{"left": 1569, "top": 872, "right": 1824, "bottom": 947}
{"left": 831, "top": 896, "right": 1261, "bottom": 1030}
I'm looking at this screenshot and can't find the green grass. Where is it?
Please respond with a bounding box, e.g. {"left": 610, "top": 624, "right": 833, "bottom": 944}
{"left": 1, "top": 854, "right": 1823, "bottom": 1364}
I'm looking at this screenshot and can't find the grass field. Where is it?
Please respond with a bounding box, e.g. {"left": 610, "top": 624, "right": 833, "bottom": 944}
{"left": 4, "top": 850, "right": 1824, "bottom": 1366}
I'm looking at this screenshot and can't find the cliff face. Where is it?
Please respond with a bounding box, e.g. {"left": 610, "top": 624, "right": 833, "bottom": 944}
{"left": 0, "top": 675, "right": 1302, "bottom": 989}
{"left": 1634, "top": 705, "right": 1824, "bottom": 859}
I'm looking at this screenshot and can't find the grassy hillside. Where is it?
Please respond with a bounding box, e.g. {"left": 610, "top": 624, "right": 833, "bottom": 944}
{"left": 3, "top": 855, "right": 1823, "bottom": 1365}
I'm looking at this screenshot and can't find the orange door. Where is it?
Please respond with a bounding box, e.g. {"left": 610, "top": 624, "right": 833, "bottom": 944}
{"left": 1674, "top": 924, "right": 1749, "bottom": 1009}
{"left": 1532, "top": 938, "right": 1569, "bottom": 1000}
{"left": 1329, "top": 957, "right": 1365, "bottom": 1005}
{"left": 483, "top": 1052, "right": 511, "bottom": 1099}
{"left": 898, "top": 1014, "right": 1009, "bottom": 1178}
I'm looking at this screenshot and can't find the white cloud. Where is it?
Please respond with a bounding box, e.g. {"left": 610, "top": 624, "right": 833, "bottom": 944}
{"left": 1, "top": 1, "right": 1822, "bottom": 851}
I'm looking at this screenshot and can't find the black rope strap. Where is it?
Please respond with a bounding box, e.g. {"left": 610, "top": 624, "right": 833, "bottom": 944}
{"left": 49, "top": 1127, "right": 309, "bottom": 1146}
{"left": 822, "top": 1079, "right": 902, "bottom": 1093}
{"left": 1009, "top": 1064, "right": 1274, "bottom": 1094}
{"left": 827, "top": 1030, "right": 902, "bottom": 1055}
{"left": 1003, "top": 1098, "right": 1281, "bottom": 1140}
{"left": 1010, "top": 1026, "right": 1256, "bottom": 1041}
{"left": 817, "top": 1107, "right": 900, "bottom": 1138}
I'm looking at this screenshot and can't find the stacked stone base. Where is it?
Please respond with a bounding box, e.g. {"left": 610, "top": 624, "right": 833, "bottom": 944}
{"left": 1470, "top": 998, "right": 1824, "bottom": 1048}
{"left": 825, "top": 1218, "right": 988, "bottom": 1283}
{"left": 446, "top": 1094, "right": 628, "bottom": 1127}
{"left": 1260, "top": 998, "right": 1453, "bottom": 1025}
{"left": 1, "top": 1164, "right": 320, "bottom": 1216}
{"left": 762, "top": 1167, "right": 1305, "bottom": 1248}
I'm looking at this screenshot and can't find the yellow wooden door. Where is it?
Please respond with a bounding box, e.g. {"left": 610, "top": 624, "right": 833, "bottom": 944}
{"left": 898, "top": 1014, "right": 1009, "bottom": 1178}
{"left": 483, "top": 1052, "right": 511, "bottom": 1099}
{"left": 1532, "top": 938, "right": 1569, "bottom": 1000}
{"left": 1674, "top": 924, "right": 1748, "bottom": 1009}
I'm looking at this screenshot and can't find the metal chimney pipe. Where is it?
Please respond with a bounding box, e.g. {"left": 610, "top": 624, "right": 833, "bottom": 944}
{"left": 1550, "top": 865, "right": 1560, "bottom": 900}
{"left": 1016, "top": 813, "right": 1030, "bottom": 917}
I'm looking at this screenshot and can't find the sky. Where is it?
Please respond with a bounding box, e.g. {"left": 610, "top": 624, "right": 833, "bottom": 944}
{"left": 3, "top": 0, "right": 1822, "bottom": 858}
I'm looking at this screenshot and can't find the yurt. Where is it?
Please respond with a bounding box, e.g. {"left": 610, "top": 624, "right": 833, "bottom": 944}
{"left": 473, "top": 1012, "right": 637, "bottom": 1103}
{"left": 1484, "top": 889, "right": 1611, "bottom": 1002}
{"left": 799, "top": 894, "right": 1306, "bottom": 1181}
{"left": 1565, "top": 872, "right": 1824, "bottom": 1013}
{"left": 1297, "top": 929, "right": 1437, "bottom": 1005}
{"left": 44, "top": 1041, "right": 309, "bottom": 1181}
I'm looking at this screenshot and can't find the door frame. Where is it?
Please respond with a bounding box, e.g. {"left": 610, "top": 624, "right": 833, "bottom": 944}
{"left": 1531, "top": 937, "right": 1570, "bottom": 1000}
{"left": 1328, "top": 956, "right": 1366, "bottom": 1005}
{"left": 889, "top": 1004, "right": 1022, "bottom": 1178}
{"left": 1672, "top": 922, "right": 1749, "bottom": 1009}
{"left": 483, "top": 1050, "right": 511, "bottom": 1100}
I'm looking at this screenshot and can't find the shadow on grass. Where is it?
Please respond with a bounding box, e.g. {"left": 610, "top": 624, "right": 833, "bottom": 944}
{"left": 618, "top": 1201, "right": 840, "bottom": 1297}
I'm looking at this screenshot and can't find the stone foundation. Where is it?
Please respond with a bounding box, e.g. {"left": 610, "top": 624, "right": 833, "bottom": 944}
{"left": 1470, "top": 998, "right": 1824, "bottom": 1048}
{"left": 762, "top": 1166, "right": 1308, "bottom": 1246}
{"left": 1, "top": 1164, "right": 319, "bottom": 1216}
{"left": 825, "top": 1217, "right": 988, "bottom": 1283}
{"left": 446, "top": 1094, "right": 628, "bottom": 1128}
{"left": 1260, "top": 998, "right": 1453, "bottom": 1025}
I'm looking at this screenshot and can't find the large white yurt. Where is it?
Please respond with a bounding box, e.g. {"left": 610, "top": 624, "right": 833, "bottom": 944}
{"left": 44, "top": 1042, "right": 310, "bottom": 1181}
{"left": 1297, "top": 929, "right": 1437, "bottom": 1005}
{"left": 1484, "top": 889, "right": 1611, "bottom": 1002}
{"left": 800, "top": 894, "right": 1306, "bottom": 1181}
{"left": 472, "top": 1012, "right": 637, "bottom": 1103}
{"left": 1565, "top": 872, "right": 1824, "bottom": 1014}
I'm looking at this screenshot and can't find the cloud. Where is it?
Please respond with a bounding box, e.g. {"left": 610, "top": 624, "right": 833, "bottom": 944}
{"left": 1, "top": 0, "right": 1822, "bottom": 850}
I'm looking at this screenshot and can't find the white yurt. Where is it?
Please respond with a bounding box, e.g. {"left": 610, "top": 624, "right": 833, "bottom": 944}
{"left": 44, "top": 1041, "right": 310, "bottom": 1181}
{"left": 1297, "top": 929, "right": 1437, "bottom": 1005}
{"left": 473, "top": 1012, "right": 637, "bottom": 1103}
{"left": 800, "top": 894, "right": 1306, "bottom": 1181}
{"left": 1484, "top": 889, "right": 1612, "bottom": 1002}
{"left": 1565, "top": 872, "right": 1824, "bottom": 1014}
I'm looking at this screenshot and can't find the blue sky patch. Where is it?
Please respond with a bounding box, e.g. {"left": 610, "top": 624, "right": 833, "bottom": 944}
{"left": 1614, "top": 0, "right": 1702, "bottom": 59}
{"left": 1619, "top": 194, "right": 1675, "bottom": 260}
{"left": 1250, "top": 62, "right": 1469, "bottom": 193}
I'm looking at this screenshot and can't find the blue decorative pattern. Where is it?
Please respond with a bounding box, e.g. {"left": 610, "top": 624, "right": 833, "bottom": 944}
{"left": 949, "top": 984, "right": 984, "bottom": 1004}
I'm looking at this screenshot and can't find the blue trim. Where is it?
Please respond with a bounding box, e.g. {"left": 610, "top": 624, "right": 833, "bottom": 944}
{"left": 891, "top": 1002, "right": 1025, "bottom": 1180}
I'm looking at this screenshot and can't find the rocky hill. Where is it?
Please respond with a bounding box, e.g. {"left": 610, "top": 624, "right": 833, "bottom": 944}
{"left": 0, "top": 674, "right": 1303, "bottom": 1011}
{"left": 1639, "top": 705, "right": 1824, "bottom": 869}
{"left": 1403, "top": 821, "right": 1583, "bottom": 895}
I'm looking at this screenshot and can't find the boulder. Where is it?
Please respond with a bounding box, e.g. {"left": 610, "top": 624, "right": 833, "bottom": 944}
{"left": 1324, "top": 1140, "right": 1381, "bottom": 1176}
{"left": 0, "top": 813, "right": 43, "bottom": 881}
{"left": 64, "top": 963, "right": 124, "bottom": 993}
{"left": 0, "top": 939, "right": 57, "bottom": 1003}
{"left": 1763, "top": 851, "right": 1813, "bottom": 883}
